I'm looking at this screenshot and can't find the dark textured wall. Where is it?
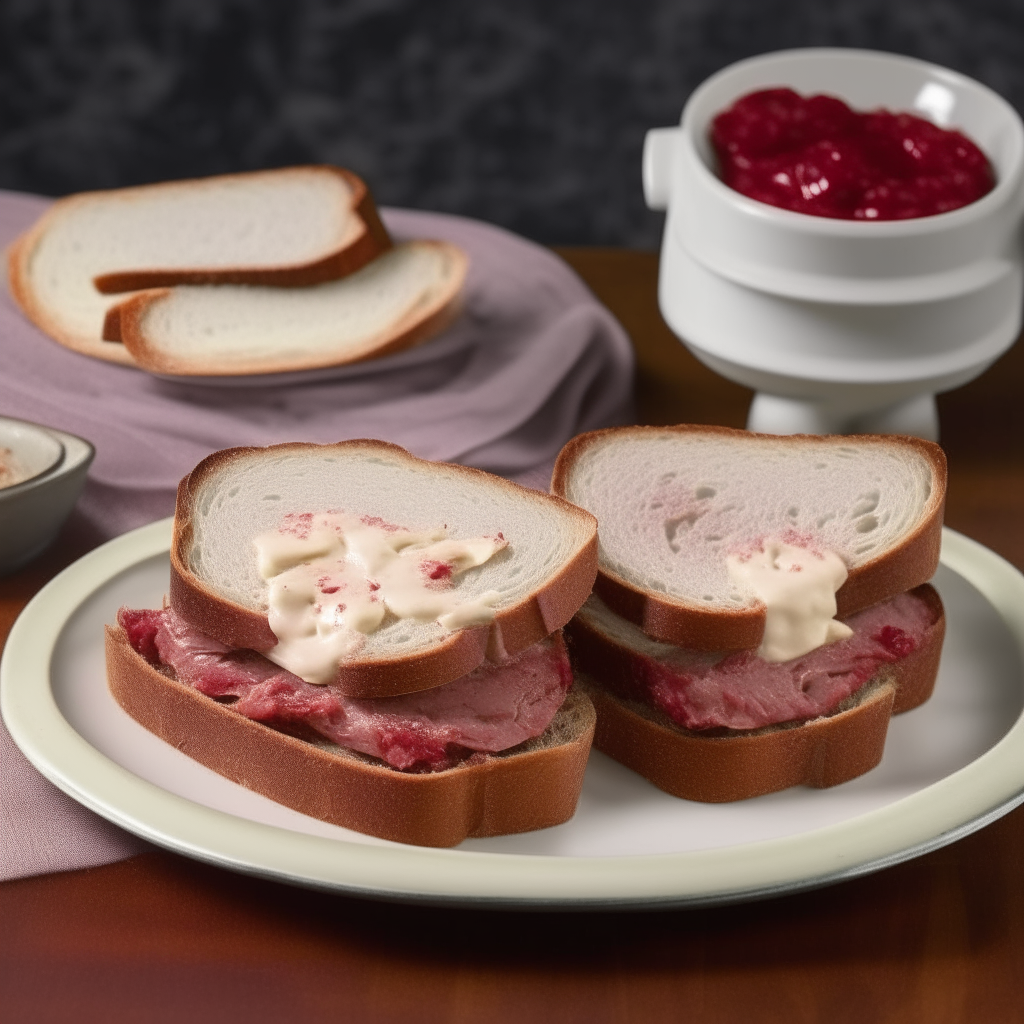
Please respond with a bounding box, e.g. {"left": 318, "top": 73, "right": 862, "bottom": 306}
{"left": 2, "top": 0, "right": 1024, "bottom": 247}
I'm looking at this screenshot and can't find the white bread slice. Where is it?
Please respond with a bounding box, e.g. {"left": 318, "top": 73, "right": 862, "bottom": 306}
{"left": 551, "top": 425, "right": 946, "bottom": 650}
{"left": 102, "top": 241, "right": 468, "bottom": 376}
{"left": 7, "top": 166, "right": 391, "bottom": 366}
{"left": 170, "top": 441, "right": 599, "bottom": 698}
{"left": 106, "top": 623, "right": 596, "bottom": 847}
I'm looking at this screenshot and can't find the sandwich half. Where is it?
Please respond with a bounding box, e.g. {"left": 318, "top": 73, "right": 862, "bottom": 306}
{"left": 552, "top": 425, "right": 947, "bottom": 801}
{"left": 107, "top": 440, "right": 598, "bottom": 846}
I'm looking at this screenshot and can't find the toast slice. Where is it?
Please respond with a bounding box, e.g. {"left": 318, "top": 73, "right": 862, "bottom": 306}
{"left": 569, "top": 585, "right": 945, "bottom": 801}
{"left": 170, "top": 441, "right": 599, "bottom": 698}
{"left": 551, "top": 425, "right": 946, "bottom": 650}
{"left": 106, "top": 622, "right": 595, "bottom": 847}
{"left": 7, "top": 166, "right": 391, "bottom": 366}
{"left": 100, "top": 240, "right": 468, "bottom": 376}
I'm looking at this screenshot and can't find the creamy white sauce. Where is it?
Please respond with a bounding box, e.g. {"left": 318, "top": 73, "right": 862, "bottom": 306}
{"left": 254, "top": 512, "right": 507, "bottom": 684}
{"left": 726, "top": 540, "right": 853, "bottom": 663}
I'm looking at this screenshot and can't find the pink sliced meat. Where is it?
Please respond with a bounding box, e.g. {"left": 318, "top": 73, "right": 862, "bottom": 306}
{"left": 119, "top": 607, "right": 572, "bottom": 771}
{"left": 576, "top": 590, "right": 937, "bottom": 732}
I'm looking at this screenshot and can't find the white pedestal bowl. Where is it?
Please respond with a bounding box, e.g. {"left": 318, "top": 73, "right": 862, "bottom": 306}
{"left": 644, "top": 48, "right": 1024, "bottom": 439}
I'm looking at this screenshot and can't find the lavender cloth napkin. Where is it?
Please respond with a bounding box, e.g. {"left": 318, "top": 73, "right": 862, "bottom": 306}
{"left": 0, "top": 189, "right": 634, "bottom": 882}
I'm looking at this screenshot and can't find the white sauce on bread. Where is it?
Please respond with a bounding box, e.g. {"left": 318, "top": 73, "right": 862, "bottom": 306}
{"left": 254, "top": 511, "right": 506, "bottom": 684}
{"left": 726, "top": 540, "right": 853, "bottom": 662}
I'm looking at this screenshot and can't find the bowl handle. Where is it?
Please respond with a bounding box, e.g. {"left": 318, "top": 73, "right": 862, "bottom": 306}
{"left": 643, "top": 127, "right": 678, "bottom": 211}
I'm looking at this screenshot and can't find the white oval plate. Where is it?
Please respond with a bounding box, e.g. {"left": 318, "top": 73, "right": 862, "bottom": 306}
{"left": 3, "top": 520, "right": 1024, "bottom": 908}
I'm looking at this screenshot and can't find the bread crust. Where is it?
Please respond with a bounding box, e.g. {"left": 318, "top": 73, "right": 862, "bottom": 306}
{"left": 570, "top": 584, "right": 945, "bottom": 802}
{"left": 551, "top": 424, "right": 947, "bottom": 651}
{"left": 105, "top": 624, "right": 596, "bottom": 847}
{"left": 103, "top": 241, "right": 469, "bottom": 377}
{"left": 6, "top": 166, "right": 392, "bottom": 367}
{"left": 170, "top": 440, "right": 599, "bottom": 698}
{"left": 90, "top": 168, "right": 391, "bottom": 293}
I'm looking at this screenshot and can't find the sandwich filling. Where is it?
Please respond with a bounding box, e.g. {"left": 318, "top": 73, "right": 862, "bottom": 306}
{"left": 119, "top": 606, "right": 572, "bottom": 772}
{"left": 254, "top": 511, "right": 507, "bottom": 685}
{"left": 570, "top": 587, "right": 940, "bottom": 732}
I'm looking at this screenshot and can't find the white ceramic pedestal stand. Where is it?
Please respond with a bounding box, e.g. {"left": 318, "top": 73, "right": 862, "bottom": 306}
{"left": 644, "top": 49, "right": 1024, "bottom": 440}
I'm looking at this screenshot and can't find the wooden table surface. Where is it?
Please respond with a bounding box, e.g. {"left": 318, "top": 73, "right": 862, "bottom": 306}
{"left": 4, "top": 249, "right": 1024, "bottom": 1024}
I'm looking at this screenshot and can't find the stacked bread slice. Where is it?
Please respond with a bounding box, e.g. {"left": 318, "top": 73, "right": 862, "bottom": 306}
{"left": 106, "top": 441, "right": 599, "bottom": 846}
{"left": 7, "top": 166, "right": 467, "bottom": 375}
{"left": 552, "top": 425, "right": 948, "bottom": 801}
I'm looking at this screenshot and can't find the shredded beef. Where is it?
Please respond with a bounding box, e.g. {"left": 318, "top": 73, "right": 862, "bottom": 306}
{"left": 585, "top": 590, "right": 936, "bottom": 731}
{"left": 118, "top": 606, "right": 571, "bottom": 771}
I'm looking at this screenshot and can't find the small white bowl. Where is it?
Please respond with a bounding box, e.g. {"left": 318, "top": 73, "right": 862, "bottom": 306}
{"left": 0, "top": 416, "right": 95, "bottom": 576}
{"left": 644, "top": 48, "right": 1024, "bottom": 437}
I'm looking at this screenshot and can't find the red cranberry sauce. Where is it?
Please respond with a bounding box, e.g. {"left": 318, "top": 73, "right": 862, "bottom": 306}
{"left": 575, "top": 588, "right": 939, "bottom": 732}
{"left": 711, "top": 88, "right": 994, "bottom": 220}
{"left": 118, "top": 607, "right": 572, "bottom": 772}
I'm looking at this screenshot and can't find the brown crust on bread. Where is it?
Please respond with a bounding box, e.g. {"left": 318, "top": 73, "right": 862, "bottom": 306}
{"left": 571, "top": 584, "right": 945, "bottom": 802}
{"left": 106, "top": 241, "right": 468, "bottom": 376}
{"left": 100, "top": 302, "right": 127, "bottom": 344}
{"left": 106, "top": 624, "right": 595, "bottom": 847}
{"left": 6, "top": 166, "right": 391, "bottom": 367}
{"left": 170, "top": 440, "right": 599, "bottom": 698}
{"left": 551, "top": 424, "right": 947, "bottom": 651}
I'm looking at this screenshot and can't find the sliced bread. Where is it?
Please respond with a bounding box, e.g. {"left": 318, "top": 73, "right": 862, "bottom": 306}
{"left": 7, "top": 166, "right": 391, "bottom": 365}
{"left": 170, "top": 441, "right": 599, "bottom": 698}
{"left": 101, "top": 241, "right": 468, "bottom": 376}
{"left": 551, "top": 425, "right": 946, "bottom": 650}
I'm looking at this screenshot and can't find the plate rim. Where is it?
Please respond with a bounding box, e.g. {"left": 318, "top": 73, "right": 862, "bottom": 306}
{"left": 4, "top": 518, "right": 1024, "bottom": 909}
